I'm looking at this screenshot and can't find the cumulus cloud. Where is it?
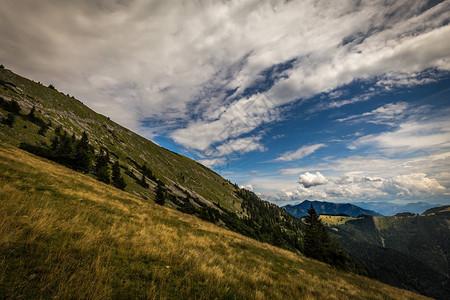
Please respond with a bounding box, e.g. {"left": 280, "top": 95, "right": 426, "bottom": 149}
{"left": 299, "top": 172, "right": 328, "bottom": 188}
{"left": 383, "top": 173, "right": 446, "bottom": 198}
{"left": 1, "top": 0, "right": 450, "bottom": 155}
{"left": 239, "top": 184, "right": 253, "bottom": 191}
{"left": 275, "top": 143, "right": 326, "bottom": 162}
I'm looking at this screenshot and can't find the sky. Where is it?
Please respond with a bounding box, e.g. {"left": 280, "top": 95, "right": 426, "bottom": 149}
{"left": 1, "top": 0, "right": 450, "bottom": 206}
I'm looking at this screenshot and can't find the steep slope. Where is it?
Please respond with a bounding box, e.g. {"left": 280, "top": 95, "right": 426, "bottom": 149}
{"left": 0, "top": 143, "right": 426, "bottom": 299}
{"left": 284, "top": 200, "right": 382, "bottom": 218}
{"left": 0, "top": 67, "right": 241, "bottom": 212}
{"left": 328, "top": 211, "right": 450, "bottom": 299}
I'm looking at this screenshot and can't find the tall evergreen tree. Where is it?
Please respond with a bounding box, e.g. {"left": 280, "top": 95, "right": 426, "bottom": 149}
{"left": 303, "top": 205, "right": 348, "bottom": 267}
{"left": 95, "top": 150, "right": 110, "bottom": 184}
{"left": 154, "top": 180, "right": 165, "bottom": 205}
{"left": 303, "top": 206, "right": 332, "bottom": 260}
{"left": 73, "top": 131, "right": 93, "bottom": 173}
{"left": 112, "top": 160, "right": 126, "bottom": 190}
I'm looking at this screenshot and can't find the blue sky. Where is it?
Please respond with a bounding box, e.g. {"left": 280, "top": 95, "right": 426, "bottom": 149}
{"left": 1, "top": 0, "right": 449, "bottom": 205}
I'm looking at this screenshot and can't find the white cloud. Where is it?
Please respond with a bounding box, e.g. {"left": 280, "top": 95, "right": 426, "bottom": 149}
{"left": 337, "top": 102, "right": 409, "bottom": 125}
{"left": 351, "top": 119, "right": 450, "bottom": 153}
{"left": 280, "top": 152, "right": 450, "bottom": 179}
{"left": 299, "top": 172, "right": 328, "bottom": 188}
{"left": 197, "top": 157, "right": 227, "bottom": 168}
{"left": 210, "top": 136, "right": 266, "bottom": 157}
{"left": 333, "top": 175, "right": 383, "bottom": 185}
{"left": 261, "top": 172, "right": 448, "bottom": 205}
{"left": 275, "top": 143, "right": 326, "bottom": 162}
{"left": 171, "top": 94, "right": 276, "bottom": 151}
{"left": 1, "top": 0, "right": 449, "bottom": 153}
{"left": 383, "top": 173, "right": 446, "bottom": 198}
{"left": 239, "top": 184, "right": 253, "bottom": 191}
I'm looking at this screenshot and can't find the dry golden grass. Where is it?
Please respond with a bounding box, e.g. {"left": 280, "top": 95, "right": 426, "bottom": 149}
{"left": 0, "top": 143, "right": 428, "bottom": 299}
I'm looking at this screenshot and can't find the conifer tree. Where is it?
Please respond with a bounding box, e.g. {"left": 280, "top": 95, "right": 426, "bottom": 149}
{"left": 112, "top": 160, "right": 126, "bottom": 190}
{"left": 154, "top": 180, "right": 165, "bottom": 205}
{"left": 28, "top": 106, "right": 36, "bottom": 120}
{"left": 303, "top": 205, "right": 348, "bottom": 267}
{"left": 73, "top": 132, "right": 93, "bottom": 173}
{"left": 303, "top": 205, "right": 331, "bottom": 260}
{"left": 95, "top": 150, "right": 110, "bottom": 184}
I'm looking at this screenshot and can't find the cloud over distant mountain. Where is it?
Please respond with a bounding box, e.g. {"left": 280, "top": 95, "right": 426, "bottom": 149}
{"left": 299, "top": 172, "right": 328, "bottom": 188}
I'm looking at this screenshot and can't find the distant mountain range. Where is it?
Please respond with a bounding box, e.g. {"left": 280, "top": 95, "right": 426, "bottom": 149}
{"left": 283, "top": 200, "right": 382, "bottom": 218}
{"left": 353, "top": 201, "right": 440, "bottom": 216}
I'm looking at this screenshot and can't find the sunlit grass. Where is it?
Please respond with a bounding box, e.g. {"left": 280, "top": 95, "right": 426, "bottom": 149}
{"left": 320, "top": 215, "right": 360, "bottom": 226}
{"left": 0, "top": 143, "right": 427, "bottom": 299}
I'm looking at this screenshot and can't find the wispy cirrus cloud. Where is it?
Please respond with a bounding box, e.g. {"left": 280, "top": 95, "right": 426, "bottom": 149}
{"left": 337, "top": 102, "right": 409, "bottom": 125}
{"left": 275, "top": 143, "right": 326, "bottom": 162}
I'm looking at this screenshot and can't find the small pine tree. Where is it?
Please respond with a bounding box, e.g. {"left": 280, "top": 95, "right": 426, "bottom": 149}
{"left": 48, "top": 84, "right": 56, "bottom": 90}
{"left": 28, "top": 107, "right": 36, "bottom": 120}
{"left": 0, "top": 64, "right": 4, "bottom": 69}
{"left": 95, "top": 150, "right": 110, "bottom": 184}
{"left": 112, "top": 161, "right": 126, "bottom": 190}
{"left": 154, "top": 180, "right": 165, "bottom": 205}
{"left": 73, "top": 132, "right": 93, "bottom": 173}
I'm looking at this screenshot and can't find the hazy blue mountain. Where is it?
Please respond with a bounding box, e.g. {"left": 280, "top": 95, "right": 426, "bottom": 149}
{"left": 283, "top": 200, "right": 382, "bottom": 218}
{"left": 354, "top": 201, "right": 440, "bottom": 216}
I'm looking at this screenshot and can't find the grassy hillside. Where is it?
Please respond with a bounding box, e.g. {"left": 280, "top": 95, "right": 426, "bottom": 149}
{"left": 0, "top": 143, "right": 426, "bottom": 299}
{"left": 0, "top": 67, "right": 241, "bottom": 213}
{"left": 319, "top": 215, "right": 360, "bottom": 226}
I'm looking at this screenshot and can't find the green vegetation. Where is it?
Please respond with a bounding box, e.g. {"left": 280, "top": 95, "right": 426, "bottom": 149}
{"left": 154, "top": 180, "right": 166, "bottom": 205}
{"left": 328, "top": 213, "right": 450, "bottom": 299}
{"left": 320, "top": 215, "right": 360, "bottom": 226}
{"left": 0, "top": 144, "right": 426, "bottom": 299}
{"left": 111, "top": 160, "right": 126, "bottom": 190}
{"left": 303, "top": 207, "right": 348, "bottom": 268}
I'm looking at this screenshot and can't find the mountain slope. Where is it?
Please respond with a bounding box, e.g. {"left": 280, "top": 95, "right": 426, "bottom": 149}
{"left": 0, "top": 143, "right": 426, "bottom": 299}
{"left": 284, "top": 200, "right": 382, "bottom": 218}
{"left": 0, "top": 67, "right": 241, "bottom": 213}
{"left": 328, "top": 210, "right": 450, "bottom": 299}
